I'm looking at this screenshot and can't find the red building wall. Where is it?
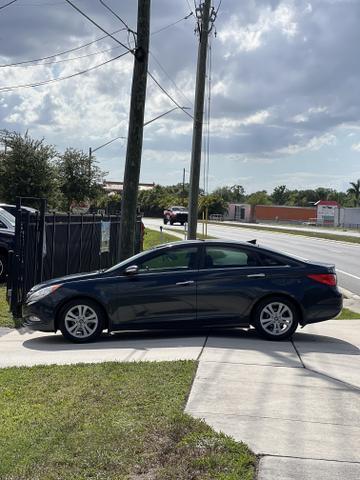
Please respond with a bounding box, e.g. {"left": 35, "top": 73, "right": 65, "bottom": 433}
{"left": 254, "top": 205, "right": 317, "bottom": 222}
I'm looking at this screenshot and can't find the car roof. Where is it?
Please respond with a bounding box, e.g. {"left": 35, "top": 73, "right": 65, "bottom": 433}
{"left": 151, "top": 239, "right": 304, "bottom": 262}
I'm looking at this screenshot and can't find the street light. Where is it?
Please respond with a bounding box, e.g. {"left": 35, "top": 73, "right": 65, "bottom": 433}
{"left": 88, "top": 106, "right": 190, "bottom": 174}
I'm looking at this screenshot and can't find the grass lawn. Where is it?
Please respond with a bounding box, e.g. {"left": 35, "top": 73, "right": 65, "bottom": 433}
{"left": 0, "top": 362, "right": 256, "bottom": 480}
{"left": 336, "top": 307, "right": 360, "bottom": 319}
{"left": 211, "top": 221, "right": 360, "bottom": 245}
{"left": 0, "top": 285, "right": 12, "bottom": 328}
{"left": 143, "top": 228, "right": 181, "bottom": 249}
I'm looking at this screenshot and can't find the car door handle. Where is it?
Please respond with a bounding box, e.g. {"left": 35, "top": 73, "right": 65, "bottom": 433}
{"left": 247, "top": 273, "right": 266, "bottom": 278}
{"left": 176, "top": 280, "right": 195, "bottom": 286}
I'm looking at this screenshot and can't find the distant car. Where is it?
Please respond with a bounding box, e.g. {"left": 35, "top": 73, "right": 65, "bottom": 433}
{"left": 0, "top": 208, "right": 15, "bottom": 282}
{"left": 0, "top": 203, "right": 37, "bottom": 217}
{"left": 23, "top": 240, "right": 342, "bottom": 343}
{"left": 163, "top": 206, "right": 188, "bottom": 225}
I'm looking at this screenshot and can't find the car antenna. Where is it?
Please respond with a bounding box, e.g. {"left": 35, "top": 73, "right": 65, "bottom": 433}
{"left": 247, "top": 239, "right": 257, "bottom": 245}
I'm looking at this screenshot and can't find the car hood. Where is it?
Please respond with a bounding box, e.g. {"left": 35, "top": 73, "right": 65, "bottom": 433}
{"left": 29, "top": 271, "right": 104, "bottom": 293}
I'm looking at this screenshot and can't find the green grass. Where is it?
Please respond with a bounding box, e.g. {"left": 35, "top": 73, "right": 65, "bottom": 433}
{"left": 211, "top": 221, "right": 360, "bottom": 244}
{"left": 0, "top": 362, "right": 256, "bottom": 480}
{"left": 336, "top": 307, "right": 360, "bottom": 319}
{"left": 143, "top": 228, "right": 181, "bottom": 250}
{"left": 0, "top": 286, "right": 12, "bottom": 328}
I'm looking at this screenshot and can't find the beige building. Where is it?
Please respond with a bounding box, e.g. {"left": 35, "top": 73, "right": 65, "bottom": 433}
{"left": 103, "top": 181, "right": 155, "bottom": 195}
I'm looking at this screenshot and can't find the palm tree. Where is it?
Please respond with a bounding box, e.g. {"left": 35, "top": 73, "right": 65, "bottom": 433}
{"left": 348, "top": 179, "right": 360, "bottom": 207}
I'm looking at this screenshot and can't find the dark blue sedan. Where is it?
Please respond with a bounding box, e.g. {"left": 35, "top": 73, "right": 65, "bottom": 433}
{"left": 23, "top": 240, "right": 342, "bottom": 342}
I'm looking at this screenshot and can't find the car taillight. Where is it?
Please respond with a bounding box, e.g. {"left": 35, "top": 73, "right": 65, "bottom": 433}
{"left": 307, "top": 274, "right": 337, "bottom": 286}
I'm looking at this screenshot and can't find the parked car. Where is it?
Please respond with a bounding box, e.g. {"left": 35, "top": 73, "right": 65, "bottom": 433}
{"left": 23, "top": 240, "right": 342, "bottom": 343}
{"left": 0, "top": 208, "right": 15, "bottom": 282}
{"left": 163, "top": 206, "right": 188, "bottom": 225}
{"left": 0, "top": 203, "right": 37, "bottom": 217}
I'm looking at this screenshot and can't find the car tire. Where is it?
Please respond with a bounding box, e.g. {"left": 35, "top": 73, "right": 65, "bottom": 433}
{"left": 170, "top": 219, "right": 174, "bottom": 225}
{"left": 253, "top": 296, "right": 299, "bottom": 340}
{"left": 59, "top": 298, "right": 105, "bottom": 343}
{"left": 163, "top": 218, "right": 168, "bottom": 225}
{"left": 0, "top": 253, "right": 7, "bottom": 283}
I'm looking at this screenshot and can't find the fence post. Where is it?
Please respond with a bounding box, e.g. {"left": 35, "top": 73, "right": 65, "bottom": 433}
{"left": 36, "top": 199, "right": 47, "bottom": 284}
{"left": 10, "top": 197, "right": 22, "bottom": 317}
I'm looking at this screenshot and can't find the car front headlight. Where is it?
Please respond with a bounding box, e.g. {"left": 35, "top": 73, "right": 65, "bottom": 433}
{"left": 26, "top": 284, "right": 62, "bottom": 305}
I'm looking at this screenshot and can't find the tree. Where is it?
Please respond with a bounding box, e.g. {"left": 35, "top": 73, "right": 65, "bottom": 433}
{"left": 271, "top": 185, "right": 289, "bottom": 205}
{"left": 246, "top": 190, "right": 271, "bottom": 206}
{"left": 198, "top": 194, "right": 227, "bottom": 216}
{"left": 57, "top": 148, "right": 106, "bottom": 210}
{"left": 212, "top": 184, "right": 246, "bottom": 203}
{"left": 0, "top": 130, "right": 59, "bottom": 207}
{"left": 348, "top": 179, "right": 360, "bottom": 207}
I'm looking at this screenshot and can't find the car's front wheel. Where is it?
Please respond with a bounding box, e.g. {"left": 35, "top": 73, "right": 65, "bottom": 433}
{"left": 59, "top": 299, "right": 105, "bottom": 343}
{"left": 253, "top": 297, "right": 299, "bottom": 340}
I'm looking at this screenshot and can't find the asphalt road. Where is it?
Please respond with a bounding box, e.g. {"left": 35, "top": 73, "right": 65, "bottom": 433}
{"left": 144, "top": 218, "right": 360, "bottom": 296}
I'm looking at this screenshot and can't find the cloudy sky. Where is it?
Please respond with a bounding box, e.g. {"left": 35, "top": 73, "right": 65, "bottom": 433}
{"left": 1, "top": 0, "right": 360, "bottom": 194}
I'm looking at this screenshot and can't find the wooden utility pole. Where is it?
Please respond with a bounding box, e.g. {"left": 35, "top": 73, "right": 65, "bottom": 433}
{"left": 187, "top": 0, "right": 212, "bottom": 240}
{"left": 119, "top": 0, "right": 151, "bottom": 260}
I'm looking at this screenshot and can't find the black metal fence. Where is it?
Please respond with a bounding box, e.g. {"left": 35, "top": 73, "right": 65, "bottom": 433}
{"left": 7, "top": 197, "right": 142, "bottom": 317}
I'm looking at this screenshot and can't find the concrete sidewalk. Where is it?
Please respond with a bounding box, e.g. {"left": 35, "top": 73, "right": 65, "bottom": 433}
{"left": 186, "top": 321, "right": 360, "bottom": 479}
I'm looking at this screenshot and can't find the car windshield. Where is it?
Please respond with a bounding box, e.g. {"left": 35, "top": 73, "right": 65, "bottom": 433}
{"left": 105, "top": 249, "right": 153, "bottom": 273}
{"left": 172, "top": 207, "right": 186, "bottom": 211}
{"left": 0, "top": 208, "right": 15, "bottom": 227}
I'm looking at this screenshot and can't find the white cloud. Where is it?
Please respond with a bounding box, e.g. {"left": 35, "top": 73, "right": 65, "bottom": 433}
{"left": 351, "top": 143, "right": 360, "bottom": 152}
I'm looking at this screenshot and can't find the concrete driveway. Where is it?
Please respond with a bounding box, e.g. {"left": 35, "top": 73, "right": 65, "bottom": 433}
{"left": 186, "top": 320, "right": 360, "bottom": 479}
{"left": 1, "top": 321, "right": 359, "bottom": 479}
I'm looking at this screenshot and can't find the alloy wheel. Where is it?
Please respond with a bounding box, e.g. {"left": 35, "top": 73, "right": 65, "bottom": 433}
{"left": 64, "top": 304, "right": 99, "bottom": 339}
{"left": 259, "top": 302, "right": 294, "bottom": 336}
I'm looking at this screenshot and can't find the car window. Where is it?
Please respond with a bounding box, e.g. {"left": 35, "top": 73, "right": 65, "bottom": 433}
{"left": 257, "top": 253, "right": 287, "bottom": 266}
{"left": 0, "top": 220, "right": 7, "bottom": 229}
{"left": 204, "top": 246, "right": 259, "bottom": 268}
{"left": 138, "top": 246, "right": 198, "bottom": 272}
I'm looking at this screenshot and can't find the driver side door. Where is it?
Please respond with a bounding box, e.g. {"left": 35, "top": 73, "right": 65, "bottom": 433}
{"left": 109, "top": 245, "right": 199, "bottom": 328}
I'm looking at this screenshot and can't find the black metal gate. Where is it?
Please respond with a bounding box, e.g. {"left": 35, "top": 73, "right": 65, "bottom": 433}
{"left": 7, "top": 197, "right": 142, "bottom": 317}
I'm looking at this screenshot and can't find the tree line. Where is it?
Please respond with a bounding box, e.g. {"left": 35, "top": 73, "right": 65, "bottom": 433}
{"left": 1, "top": 130, "right": 359, "bottom": 214}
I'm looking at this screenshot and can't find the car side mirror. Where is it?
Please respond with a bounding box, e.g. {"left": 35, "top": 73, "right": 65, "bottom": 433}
{"left": 124, "top": 265, "right": 139, "bottom": 276}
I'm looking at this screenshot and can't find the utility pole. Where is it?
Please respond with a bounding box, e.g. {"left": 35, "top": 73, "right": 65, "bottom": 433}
{"left": 119, "top": 0, "right": 151, "bottom": 260}
{"left": 187, "top": 0, "right": 212, "bottom": 239}
{"left": 182, "top": 167, "right": 186, "bottom": 205}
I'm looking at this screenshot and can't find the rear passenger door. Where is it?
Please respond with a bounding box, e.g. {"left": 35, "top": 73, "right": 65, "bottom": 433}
{"left": 196, "top": 245, "right": 292, "bottom": 325}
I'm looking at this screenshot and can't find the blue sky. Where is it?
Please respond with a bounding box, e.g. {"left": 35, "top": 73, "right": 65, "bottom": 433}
{"left": 1, "top": 0, "right": 360, "bottom": 194}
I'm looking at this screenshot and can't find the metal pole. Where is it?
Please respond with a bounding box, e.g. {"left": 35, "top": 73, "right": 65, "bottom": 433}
{"left": 119, "top": 0, "right": 151, "bottom": 260}
{"left": 182, "top": 167, "right": 186, "bottom": 205}
{"left": 187, "top": 0, "right": 212, "bottom": 239}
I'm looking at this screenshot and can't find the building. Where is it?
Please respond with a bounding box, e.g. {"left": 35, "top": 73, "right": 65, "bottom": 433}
{"left": 224, "top": 203, "right": 253, "bottom": 222}
{"left": 254, "top": 205, "right": 317, "bottom": 224}
{"left": 103, "top": 181, "right": 155, "bottom": 195}
{"left": 315, "top": 200, "right": 339, "bottom": 226}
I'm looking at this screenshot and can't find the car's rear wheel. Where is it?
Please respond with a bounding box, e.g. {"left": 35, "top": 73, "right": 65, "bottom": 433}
{"left": 59, "top": 299, "right": 105, "bottom": 343}
{"left": 0, "top": 253, "right": 7, "bottom": 282}
{"left": 253, "top": 297, "right": 298, "bottom": 340}
{"left": 163, "top": 217, "right": 168, "bottom": 224}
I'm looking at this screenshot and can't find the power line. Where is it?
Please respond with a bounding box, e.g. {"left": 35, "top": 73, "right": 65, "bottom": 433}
{"left": 0, "top": 0, "right": 17, "bottom": 10}
{"left": 98, "top": 0, "right": 135, "bottom": 37}
{"left": 216, "top": 0, "right": 223, "bottom": 15}
{"left": 149, "top": 51, "right": 193, "bottom": 107}
{"left": 0, "top": 28, "right": 125, "bottom": 68}
{"left": 64, "top": 0, "right": 133, "bottom": 53}
{"left": 151, "top": 12, "right": 193, "bottom": 36}
{"left": 2, "top": 45, "right": 122, "bottom": 68}
{"left": 147, "top": 71, "right": 193, "bottom": 119}
{"left": 0, "top": 51, "right": 130, "bottom": 91}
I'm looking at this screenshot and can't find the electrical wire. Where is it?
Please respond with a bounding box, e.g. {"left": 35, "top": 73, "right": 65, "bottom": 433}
{"left": 0, "top": 50, "right": 130, "bottom": 92}
{"left": 64, "top": 0, "right": 133, "bottom": 53}
{"left": 3, "top": 45, "right": 122, "bottom": 68}
{"left": 98, "top": 0, "right": 137, "bottom": 48}
{"left": 0, "top": 28, "right": 125, "bottom": 68}
{"left": 151, "top": 12, "right": 193, "bottom": 36}
{"left": 215, "top": 0, "right": 223, "bottom": 15}
{"left": 0, "top": 0, "right": 17, "bottom": 10}
{"left": 149, "top": 51, "right": 193, "bottom": 107}
{"left": 147, "top": 71, "right": 193, "bottom": 119}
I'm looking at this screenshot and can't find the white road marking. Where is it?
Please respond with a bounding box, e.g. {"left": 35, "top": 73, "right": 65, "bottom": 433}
{"left": 337, "top": 270, "right": 360, "bottom": 281}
